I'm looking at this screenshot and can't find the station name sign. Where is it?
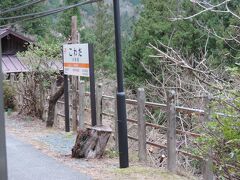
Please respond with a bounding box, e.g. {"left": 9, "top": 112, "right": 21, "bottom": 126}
{"left": 63, "top": 43, "right": 89, "bottom": 77}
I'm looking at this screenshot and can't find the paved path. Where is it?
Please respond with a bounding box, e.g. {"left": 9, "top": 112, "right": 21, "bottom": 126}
{"left": 6, "top": 135, "right": 91, "bottom": 180}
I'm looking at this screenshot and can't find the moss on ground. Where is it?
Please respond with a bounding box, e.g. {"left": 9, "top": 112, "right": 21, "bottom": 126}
{"left": 112, "top": 166, "right": 194, "bottom": 180}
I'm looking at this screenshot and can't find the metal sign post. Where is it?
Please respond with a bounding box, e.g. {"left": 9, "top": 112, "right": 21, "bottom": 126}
{"left": 63, "top": 43, "right": 96, "bottom": 127}
{"left": 0, "top": 39, "right": 8, "bottom": 179}
{"left": 63, "top": 73, "right": 70, "bottom": 132}
{"left": 88, "top": 44, "right": 97, "bottom": 126}
{"left": 113, "top": 0, "right": 129, "bottom": 168}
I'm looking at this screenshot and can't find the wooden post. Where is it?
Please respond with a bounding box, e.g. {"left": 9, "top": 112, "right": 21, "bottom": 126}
{"left": 71, "top": 16, "right": 78, "bottom": 44}
{"left": 78, "top": 80, "right": 85, "bottom": 130}
{"left": 10, "top": 73, "right": 15, "bottom": 86}
{"left": 54, "top": 102, "right": 59, "bottom": 127}
{"left": 18, "top": 73, "right": 24, "bottom": 108}
{"left": 3, "top": 73, "right": 6, "bottom": 80}
{"left": 114, "top": 87, "right": 119, "bottom": 152}
{"left": 50, "top": 82, "right": 57, "bottom": 95}
{"left": 71, "top": 15, "right": 80, "bottom": 132}
{"left": 39, "top": 80, "right": 45, "bottom": 120}
{"left": 137, "top": 88, "right": 147, "bottom": 162}
{"left": 202, "top": 95, "right": 214, "bottom": 180}
{"left": 43, "top": 103, "right": 48, "bottom": 122}
{"left": 96, "top": 83, "right": 103, "bottom": 126}
{"left": 167, "top": 90, "right": 177, "bottom": 173}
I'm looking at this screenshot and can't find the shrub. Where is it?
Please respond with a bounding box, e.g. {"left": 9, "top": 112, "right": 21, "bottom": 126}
{"left": 3, "top": 81, "right": 16, "bottom": 111}
{"left": 197, "top": 93, "right": 240, "bottom": 179}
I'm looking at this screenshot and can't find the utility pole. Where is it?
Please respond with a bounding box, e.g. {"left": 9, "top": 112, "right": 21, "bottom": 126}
{"left": 64, "top": 16, "right": 80, "bottom": 132}
{"left": 71, "top": 16, "right": 78, "bottom": 44}
{"left": 71, "top": 16, "right": 79, "bottom": 132}
{"left": 0, "top": 39, "right": 8, "bottom": 179}
{"left": 113, "top": 0, "right": 129, "bottom": 168}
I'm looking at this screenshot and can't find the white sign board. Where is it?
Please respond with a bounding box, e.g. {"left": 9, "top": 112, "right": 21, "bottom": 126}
{"left": 63, "top": 43, "right": 89, "bottom": 77}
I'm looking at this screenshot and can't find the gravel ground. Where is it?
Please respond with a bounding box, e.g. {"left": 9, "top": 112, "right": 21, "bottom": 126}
{"left": 5, "top": 113, "right": 194, "bottom": 180}
{"left": 36, "top": 133, "right": 76, "bottom": 155}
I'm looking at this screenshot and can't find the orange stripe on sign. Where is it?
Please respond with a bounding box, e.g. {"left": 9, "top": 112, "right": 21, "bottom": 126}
{"left": 64, "top": 63, "right": 89, "bottom": 68}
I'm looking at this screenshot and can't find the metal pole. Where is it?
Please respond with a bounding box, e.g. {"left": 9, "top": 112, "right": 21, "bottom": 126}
{"left": 89, "top": 44, "right": 97, "bottom": 126}
{"left": 0, "top": 39, "right": 8, "bottom": 179}
{"left": 64, "top": 74, "right": 70, "bottom": 132}
{"left": 63, "top": 45, "right": 70, "bottom": 132}
{"left": 113, "top": 0, "right": 129, "bottom": 168}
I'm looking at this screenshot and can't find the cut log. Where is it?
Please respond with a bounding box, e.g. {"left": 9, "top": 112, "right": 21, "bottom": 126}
{"left": 72, "top": 126, "right": 112, "bottom": 159}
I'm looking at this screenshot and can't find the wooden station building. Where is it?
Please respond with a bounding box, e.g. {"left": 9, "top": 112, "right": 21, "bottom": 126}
{"left": 0, "top": 28, "right": 32, "bottom": 75}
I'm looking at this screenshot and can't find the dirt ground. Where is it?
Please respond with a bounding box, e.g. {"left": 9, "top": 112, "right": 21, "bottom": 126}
{"left": 5, "top": 113, "right": 194, "bottom": 180}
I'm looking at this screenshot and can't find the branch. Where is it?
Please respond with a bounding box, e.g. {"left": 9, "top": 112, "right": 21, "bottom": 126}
{"left": 171, "top": 0, "right": 231, "bottom": 21}
{"left": 149, "top": 43, "right": 225, "bottom": 91}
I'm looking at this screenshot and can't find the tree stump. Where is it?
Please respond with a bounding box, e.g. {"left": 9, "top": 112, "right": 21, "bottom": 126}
{"left": 72, "top": 126, "right": 112, "bottom": 159}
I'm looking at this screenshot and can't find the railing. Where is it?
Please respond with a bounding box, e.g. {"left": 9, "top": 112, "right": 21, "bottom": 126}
{"left": 50, "top": 82, "right": 213, "bottom": 176}
{"left": 11, "top": 74, "right": 212, "bottom": 177}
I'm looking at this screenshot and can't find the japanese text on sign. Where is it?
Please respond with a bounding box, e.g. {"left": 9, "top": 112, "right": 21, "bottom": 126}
{"left": 63, "top": 43, "right": 89, "bottom": 77}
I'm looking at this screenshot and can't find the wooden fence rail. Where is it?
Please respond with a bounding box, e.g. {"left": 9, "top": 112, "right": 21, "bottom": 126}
{"left": 11, "top": 76, "right": 213, "bottom": 178}
{"left": 52, "top": 83, "right": 211, "bottom": 176}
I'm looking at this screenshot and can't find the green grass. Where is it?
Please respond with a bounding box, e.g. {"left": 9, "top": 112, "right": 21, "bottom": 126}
{"left": 112, "top": 166, "right": 192, "bottom": 180}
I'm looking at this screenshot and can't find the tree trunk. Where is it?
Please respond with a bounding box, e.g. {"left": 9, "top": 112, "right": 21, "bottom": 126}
{"left": 72, "top": 126, "right": 112, "bottom": 159}
{"left": 46, "top": 84, "right": 64, "bottom": 127}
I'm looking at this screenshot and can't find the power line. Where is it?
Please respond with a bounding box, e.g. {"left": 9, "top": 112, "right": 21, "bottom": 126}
{"left": 0, "top": 0, "right": 44, "bottom": 15}
{"left": 0, "top": 0, "right": 102, "bottom": 28}
{"left": 0, "top": 4, "right": 64, "bottom": 21}
{"left": 1, "top": 0, "right": 33, "bottom": 11}
{"left": 0, "top": 0, "right": 100, "bottom": 21}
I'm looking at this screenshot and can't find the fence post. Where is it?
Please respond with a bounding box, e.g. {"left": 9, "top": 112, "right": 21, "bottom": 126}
{"left": 114, "top": 87, "right": 119, "bottom": 152}
{"left": 43, "top": 103, "right": 48, "bottom": 122}
{"left": 3, "top": 73, "right": 6, "bottom": 80}
{"left": 167, "top": 90, "right": 177, "bottom": 173}
{"left": 18, "top": 73, "right": 24, "bottom": 108}
{"left": 96, "top": 83, "right": 103, "bottom": 126}
{"left": 78, "top": 80, "right": 85, "bottom": 130}
{"left": 72, "top": 76, "right": 78, "bottom": 132}
{"left": 54, "top": 102, "right": 59, "bottom": 127}
{"left": 202, "top": 95, "right": 214, "bottom": 180}
{"left": 43, "top": 83, "right": 50, "bottom": 122}
{"left": 137, "top": 88, "right": 147, "bottom": 162}
{"left": 10, "top": 73, "right": 15, "bottom": 86}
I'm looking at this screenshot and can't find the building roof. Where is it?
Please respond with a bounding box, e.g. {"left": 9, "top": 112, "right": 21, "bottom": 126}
{"left": 0, "top": 28, "right": 62, "bottom": 74}
{"left": 47, "top": 61, "right": 63, "bottom": 71}
{"left": 0, "top": 28, "right": 33, "bottom": 42}
{"left": 2, "top": 55, "right": 63, "bottom": 73}
{"left": 2, "top": 55, "right": 29, "bottom": 73}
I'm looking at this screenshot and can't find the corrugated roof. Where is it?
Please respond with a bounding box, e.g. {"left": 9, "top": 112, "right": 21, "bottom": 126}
{"left": 2, "top": 55, "right": 29, "bottom": 73}
{"left": 1, "top": 55, "right": 63, "bottom": 73}
{"left": 47, "top": 61, "right": 63, "bottom": 71}
{"left": 0, "top": 28, "right": 7, "bottom": 35}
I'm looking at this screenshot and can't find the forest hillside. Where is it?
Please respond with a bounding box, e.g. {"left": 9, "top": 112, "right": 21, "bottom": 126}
{"left": 1, "top": 0, "right": 239, "bottom": 179}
